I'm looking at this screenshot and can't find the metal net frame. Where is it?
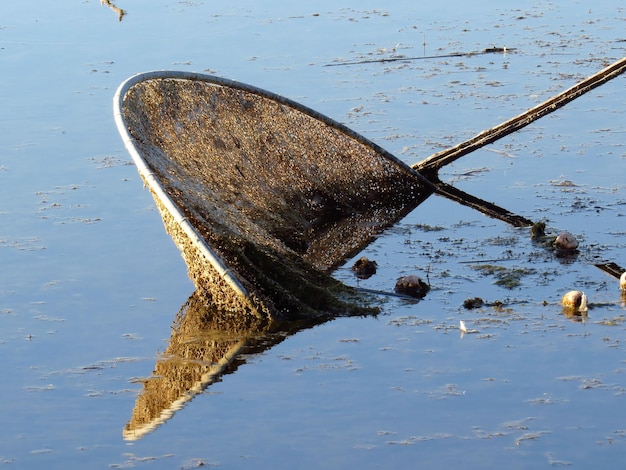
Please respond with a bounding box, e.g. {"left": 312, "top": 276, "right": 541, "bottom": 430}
{"left": 114, "top": 71, "right": 433, "bottom": 320}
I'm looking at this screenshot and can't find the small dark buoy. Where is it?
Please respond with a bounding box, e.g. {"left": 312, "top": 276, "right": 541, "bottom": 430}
{"left": 394, "top": 275, "right": 430, "bottom": 298}
{"left": 463, "top": 297, "right": 484, "bottom": 309}
{"left": 352, "top": 256, "right": 377, "bottom": 279}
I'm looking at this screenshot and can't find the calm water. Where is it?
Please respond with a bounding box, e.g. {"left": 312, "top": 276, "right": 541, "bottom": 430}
{"left": 1, "top": 1, "right": 625, "bottom": 468}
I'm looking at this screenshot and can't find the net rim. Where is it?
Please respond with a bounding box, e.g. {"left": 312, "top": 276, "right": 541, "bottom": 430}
{"left": 114, "top": 71, "right": 252, "bottom": 300}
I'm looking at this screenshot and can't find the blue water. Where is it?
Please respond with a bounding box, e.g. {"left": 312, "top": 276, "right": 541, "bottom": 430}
{"left": 1, "top": 1, "right": 625, "bottom": 468}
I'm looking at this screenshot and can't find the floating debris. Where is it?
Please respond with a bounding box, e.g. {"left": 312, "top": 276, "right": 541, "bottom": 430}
{"left": 531, "top": 224, "right": 580, "bottom": 261}
{"left": 394, "top": 275, "right": 430, "bottom": 298}
{"left": 530, "top": 221, "right": 546, "bottom": 240}
{"left": 459, "top": 320, "right": 479, "bottom": 335}
{"left": 101, "top": 0, "right": 126, "bottom": 21}
{"left": 554, "top": 232, "right": 579, "bottom": 251}
{"left": 470, "top": 264, "right": 536, "bottom": 290}
{"left": 463, "top": 297, "right": 484, "bottom": 309}
{"left": 352, "top": 256, "right": 377, "bottom": 279}
{"left": 531, "top": 223, "right": 579, "bottom": 253}
{"left": 561, "top": 290, "right": 588, "bottom": 314}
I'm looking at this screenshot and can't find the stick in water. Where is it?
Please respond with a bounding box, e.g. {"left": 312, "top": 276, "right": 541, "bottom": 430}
{"left": 414, "top": 56, "right": 626, "bottom": 175}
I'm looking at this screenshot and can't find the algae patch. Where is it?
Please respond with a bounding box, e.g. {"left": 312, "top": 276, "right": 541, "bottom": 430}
{"left": 471, "top": 264, "right": 537, "bottom": 289}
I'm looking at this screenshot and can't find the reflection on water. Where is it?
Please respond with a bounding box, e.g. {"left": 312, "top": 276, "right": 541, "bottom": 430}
{"left": 123, "top": 290, "right": 325, "bottom": 440}
{"left": 101, "top": 0, "right": 126, "bottom": 21}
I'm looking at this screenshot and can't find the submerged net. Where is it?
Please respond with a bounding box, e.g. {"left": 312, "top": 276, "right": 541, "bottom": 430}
{"left": 118, "top": 73, "right": 432, "bottom": 320}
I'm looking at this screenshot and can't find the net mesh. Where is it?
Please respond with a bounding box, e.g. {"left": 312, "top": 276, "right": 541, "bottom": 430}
{"left": 121, "top": 76, "right": 431, "bottom": 320}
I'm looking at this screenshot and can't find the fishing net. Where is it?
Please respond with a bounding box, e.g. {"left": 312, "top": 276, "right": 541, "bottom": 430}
{"left": 116, "top": 72, "right": 433, "bottom": 320}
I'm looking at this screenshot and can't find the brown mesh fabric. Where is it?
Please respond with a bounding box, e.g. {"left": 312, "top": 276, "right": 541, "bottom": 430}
{"left": 121, "top": 76, "right": 432, "bottom": 319}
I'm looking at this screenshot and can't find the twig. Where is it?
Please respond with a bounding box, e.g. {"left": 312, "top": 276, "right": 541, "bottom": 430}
{"left": 101, "top": 0, "right": 126, "bottom": 21}
{"left": 414, "top": 56, "right": 626, "bottom": 175}
{"left": 324, "top": 47, "right": 512, "bottom": 67}
{"left": 353, "top": 286, "right": 416, "bottom": 300}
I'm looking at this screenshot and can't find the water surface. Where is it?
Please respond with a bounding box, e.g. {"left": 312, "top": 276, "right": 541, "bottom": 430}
{"left": 1, "top": 1, "right": 625, "bottom": 468}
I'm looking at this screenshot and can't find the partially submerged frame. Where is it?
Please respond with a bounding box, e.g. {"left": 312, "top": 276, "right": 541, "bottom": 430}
{"left": 114, "top": 71, "right": 433, "bottom": 320}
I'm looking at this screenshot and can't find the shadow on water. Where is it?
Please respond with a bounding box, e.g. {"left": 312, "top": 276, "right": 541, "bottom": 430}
{"left": 123, "top": 289, "right": 337, "bottom": 441}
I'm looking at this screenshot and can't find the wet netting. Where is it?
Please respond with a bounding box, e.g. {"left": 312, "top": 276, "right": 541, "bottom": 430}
{"left": 115, "top": 72, "right": 433, "bottom": 320}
